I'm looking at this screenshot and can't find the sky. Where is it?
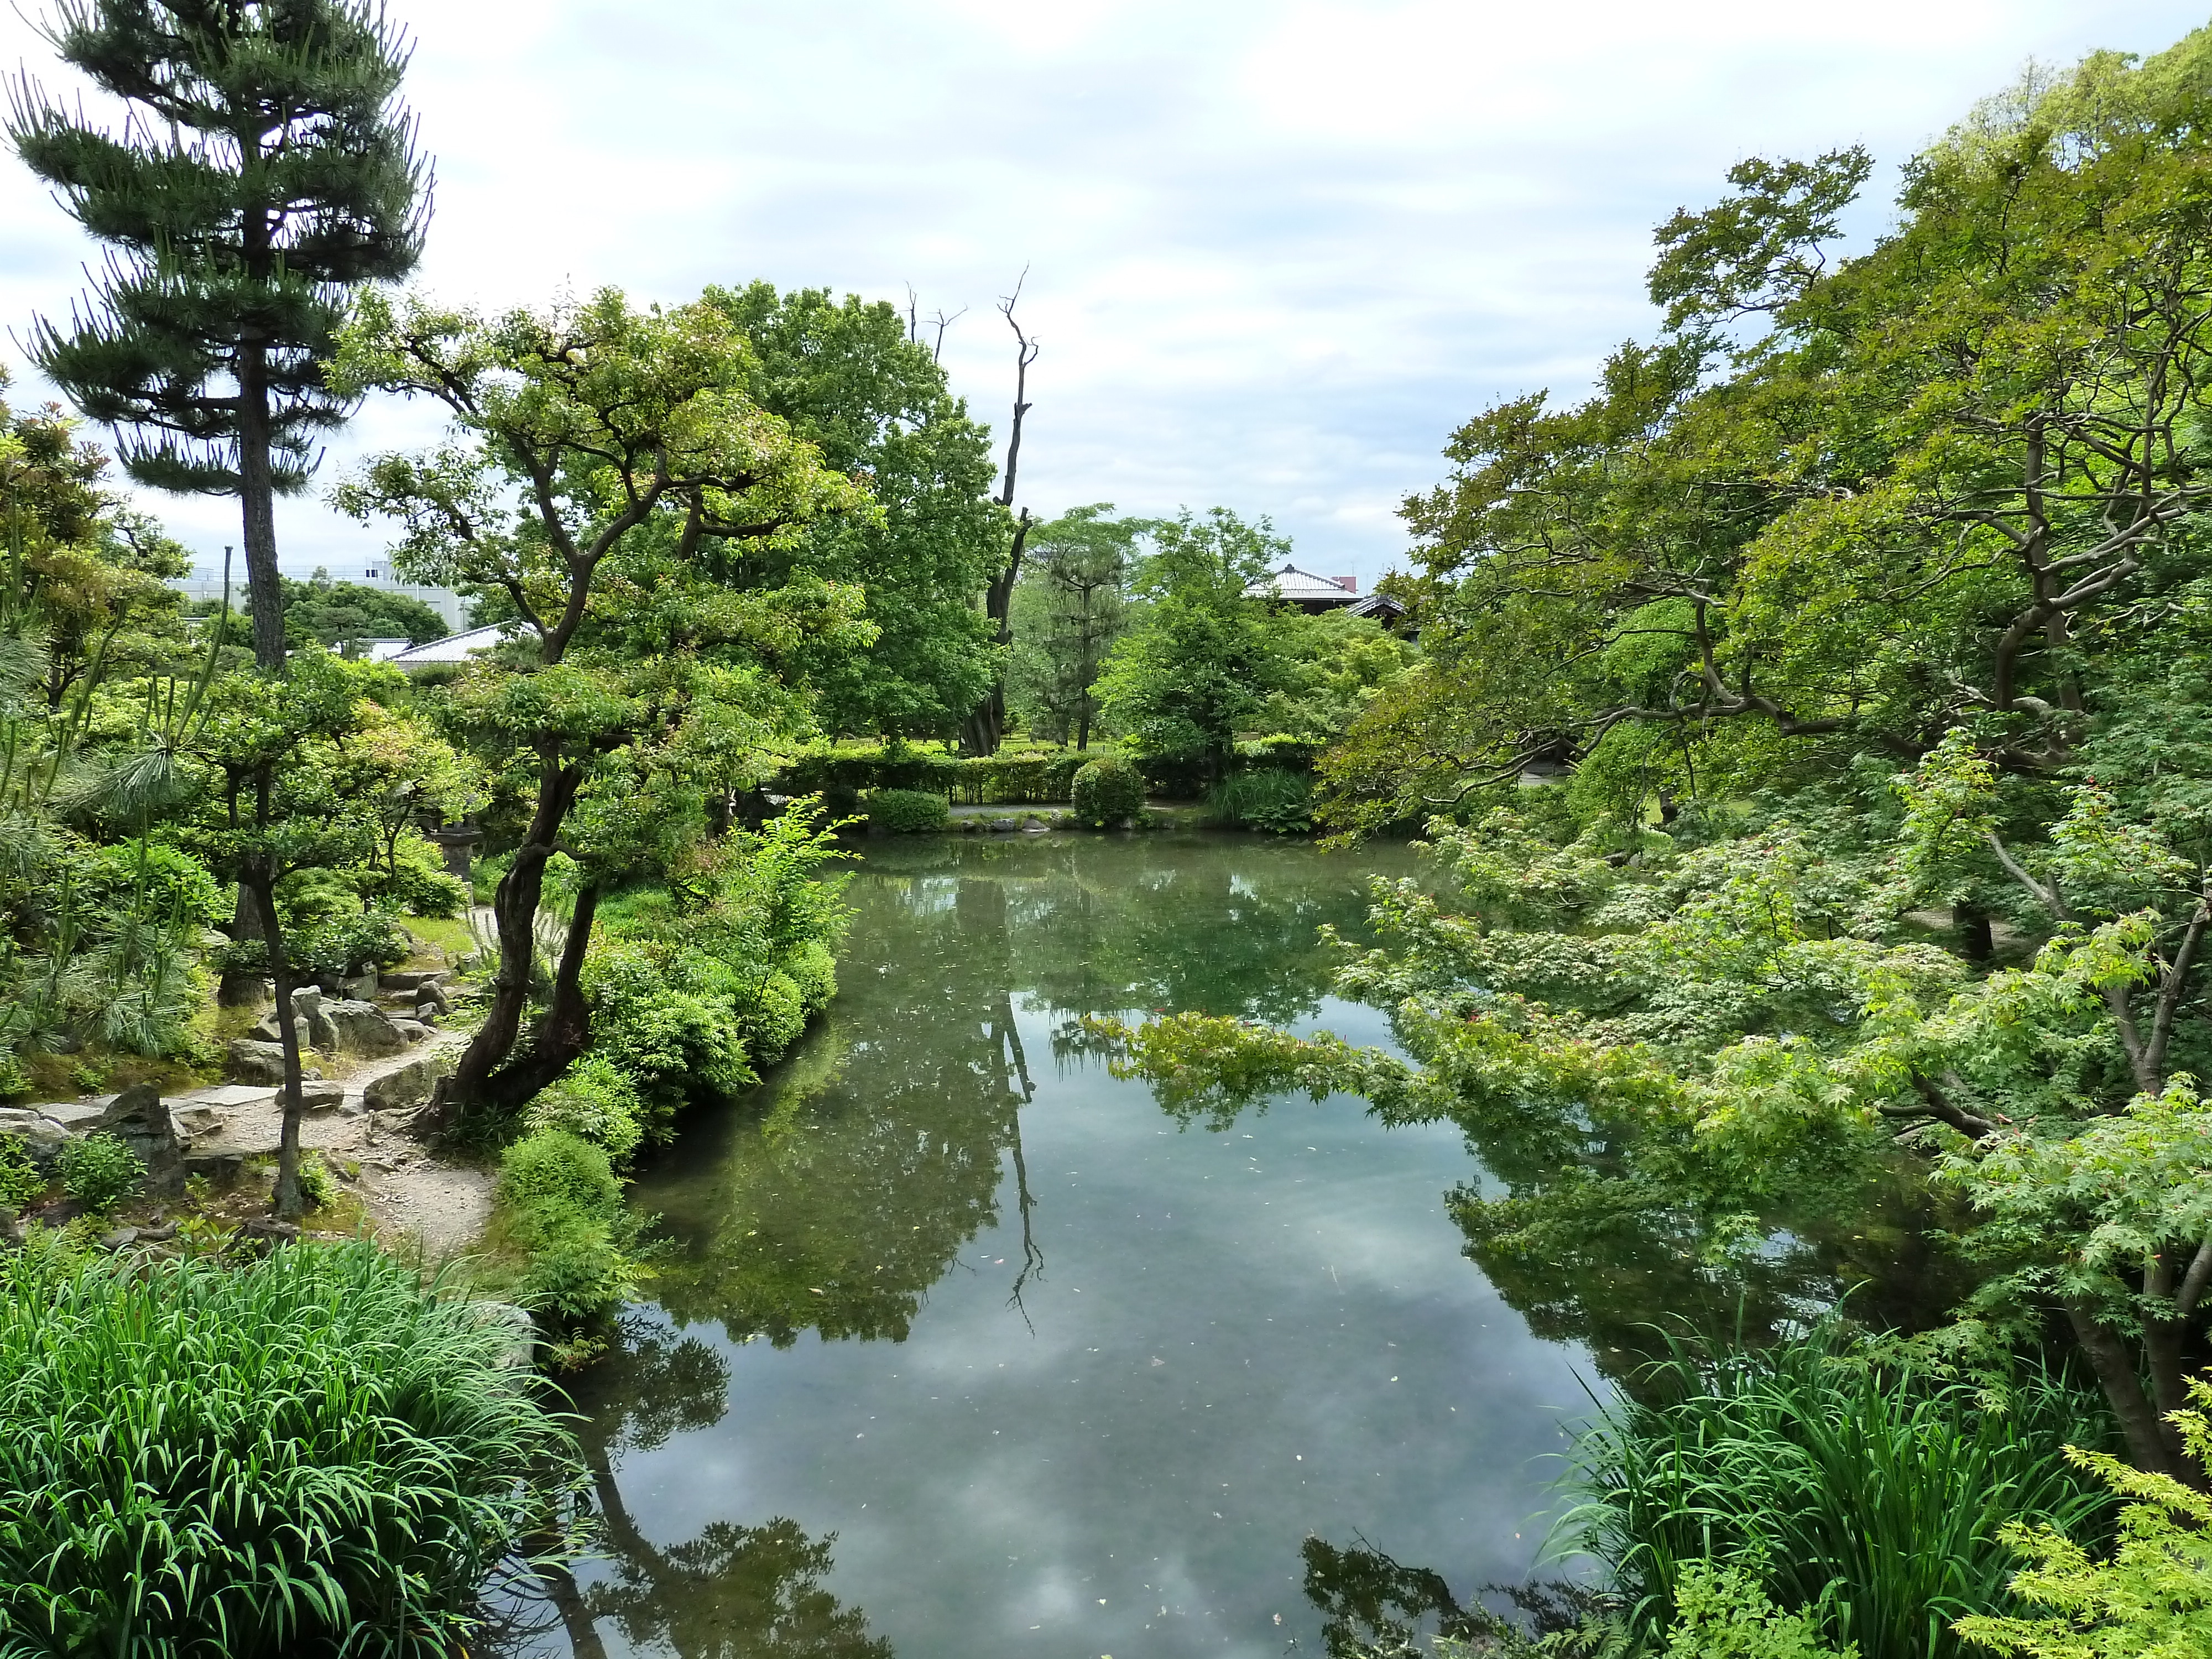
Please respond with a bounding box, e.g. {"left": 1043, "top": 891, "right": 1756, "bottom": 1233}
{"left": 2, "top": 1, "right": 2208, "bottom": 589}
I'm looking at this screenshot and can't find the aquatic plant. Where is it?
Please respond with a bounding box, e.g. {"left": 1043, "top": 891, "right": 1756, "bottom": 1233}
{"left": 1563, "top": 1329, "right": 2119, "bottom": 1659}
{"left": 0, "top": 1235, "right": 583, "bottom": 1657}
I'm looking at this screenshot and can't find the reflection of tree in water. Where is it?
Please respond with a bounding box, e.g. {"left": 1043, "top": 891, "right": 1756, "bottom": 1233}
{"left": 1298, "top": 1536, "right": 1602, "bottom": 1659}
{"left": 641, "top": 873, "right": 1042, "bottom": 1347}
{"left": 538, "top": 1316, "right": 893, "bottom": 1659}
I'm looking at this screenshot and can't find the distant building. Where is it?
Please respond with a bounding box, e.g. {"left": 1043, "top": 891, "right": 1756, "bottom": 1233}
{"left": 1243, "top": 562, "right": 1363, "bottom": 613}
{"left": 1244, "top": 562, "right": 1414, "bottom": 633}
{"left": 166, "top": 561, "right": 470, "bottom": 631}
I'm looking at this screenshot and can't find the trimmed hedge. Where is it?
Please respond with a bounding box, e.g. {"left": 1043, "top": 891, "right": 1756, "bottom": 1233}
{"left": 775, "top": 745, "right": 1109, "bottom": 807}
{"left": 867, "top": 789, "right": 951, "bottom": 832}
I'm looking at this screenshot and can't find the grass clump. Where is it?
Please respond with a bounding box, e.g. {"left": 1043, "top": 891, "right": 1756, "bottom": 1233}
{"left": 1565, "top": 1329, "right": 2118, "bottom": 1659}
{"left": 58, "top": 1131, "right": 141, "bottom": 1214}
{"left": 0, "top": 1234, "right": 583, "bottom": 1657}
{"left": 1204, "top": 766, "right": 1313, "bottom": 833}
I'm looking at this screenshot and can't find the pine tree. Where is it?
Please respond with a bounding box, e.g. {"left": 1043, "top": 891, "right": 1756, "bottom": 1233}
{"left": 9, "top": 0, "right": 431, "bottom": 670}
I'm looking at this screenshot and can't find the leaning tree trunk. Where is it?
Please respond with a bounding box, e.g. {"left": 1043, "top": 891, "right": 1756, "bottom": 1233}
{"left": 434, "top": 746, "right": 588, "bottom": 1127}
{"left": 243, "top": 855, "right": 308, "bottom": 1221}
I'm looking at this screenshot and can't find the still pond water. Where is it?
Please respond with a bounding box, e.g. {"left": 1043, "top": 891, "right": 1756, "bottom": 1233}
{"left": 533, "top": 834, "right": 1603, "bottom": 1659}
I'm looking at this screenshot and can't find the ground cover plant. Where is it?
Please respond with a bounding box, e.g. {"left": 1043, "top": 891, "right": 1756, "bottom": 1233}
{"left": 0, "top": 1235, "right": 584, "bottom": 1658}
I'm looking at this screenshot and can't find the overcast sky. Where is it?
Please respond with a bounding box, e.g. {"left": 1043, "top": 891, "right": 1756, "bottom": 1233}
{"left": 2, "top": 1, "right": 2206, "bottom": 587}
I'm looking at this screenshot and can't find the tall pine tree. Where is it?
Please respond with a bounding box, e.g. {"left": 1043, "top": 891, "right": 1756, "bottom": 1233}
{"left": 10, "top": 0, "right": 431, "bottom": 670}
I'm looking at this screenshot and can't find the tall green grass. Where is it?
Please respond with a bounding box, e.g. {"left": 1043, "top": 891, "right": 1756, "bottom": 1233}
{"left": 0, "top": 1235, "right": 584, "bottom": 1658}
{"left": 1562, "top": 1329, "right": 2120, "bottom": 1659}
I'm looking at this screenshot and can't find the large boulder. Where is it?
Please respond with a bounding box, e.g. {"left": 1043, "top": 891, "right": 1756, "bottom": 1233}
{"left": 379, "top": 969, "right": 452, "bottom": 994}
{"left": 91, "top": 1082, "right": 185, "bottom": 1198}
{"left": 324, "top": 999, "right": 408, "bottom": 1058}
{"left": 0, "top": 1108, "right": 71, "bottom": 1172}
{"left": 249, "top": 1014, "right": 310, "bottom": 1047}
{"left": 365, "top": 1048, "right": 455, "bottom": 1115}
{"left": 226, "top": 1039, "right": 288, "bottom": 1084}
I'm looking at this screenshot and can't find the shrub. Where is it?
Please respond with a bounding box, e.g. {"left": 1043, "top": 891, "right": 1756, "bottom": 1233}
{"left": 289, "top": 911, "right": 412, "bottom": 978}
{"left": 296, "top": 1150, "right": 336, "bottom": 1212}
{"left": 1665, "top": 1563, "right": 1855, "bottom": 1658}
{"left": 58, "top": 1132, "right": 142, "bottom": 1214}
{"left": 1071, "top": 755, "right": 1146, "bottom": 826}
{"left": 525, "top": 1055, "right": 646, "bottom": 1164}
{"left": 0, "top": 1236, "right": 583, "bottom": 1657}
{"left": 0, "top": 1137, "right": 45, "bottom": 1208}
{"left": 866, "top": 787, "right": 949, "bottom": 832}
{"left": 585, "top": 941, "right": 759, "bottom": 1126}
{"left": 1206, "top": 767, "right": 1313, "bottom": 833}
{"left": 787, "top": 940, "right": 838, "bottom": 1015}
{"left": 738, "top": 968, "right": 807, "bottom": 1065}
{"left": 1567, "top": 1330, "right": 2119, "bottom": 1659}
{"left": 1954, "top": 1375, "right": 2212, "bottom": 1658}
{"left": 496, "top": 1129, "right": 639, "bottom": 1327}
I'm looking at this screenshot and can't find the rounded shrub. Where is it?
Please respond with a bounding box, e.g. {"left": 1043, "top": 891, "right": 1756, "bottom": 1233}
{"left": 738, "top": 968, "right": 806, "bottom": 1065}
{"left": 867, "top": 787, "right": 950, "bottom": 833}
{"left": 1071, "top": 755, "right": 1145, "bottom": 827}
{"left": 787, "top": 940, "right": 839, "bottom": 1015}
{"left": 58, "top": 1131, "right": 142, "bottom": 1214}
{"left": 0, "top": 1235, "right": 582, "bottom": 1656}
{"left": 497, "top": 1128, "right": 621, "bottom": 1227}
{"left": 525, "top": 1055, "right": 646, "bottom": 1163}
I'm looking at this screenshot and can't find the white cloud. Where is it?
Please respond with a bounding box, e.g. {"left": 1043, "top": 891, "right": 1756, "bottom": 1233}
{"left": 0, "top": 0, "right": 2201, "bottom": 583}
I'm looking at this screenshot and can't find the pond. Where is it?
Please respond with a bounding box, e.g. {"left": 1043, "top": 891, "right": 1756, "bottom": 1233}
{"left": 526, "top": 833, "right": 1608, "bottom": 1659}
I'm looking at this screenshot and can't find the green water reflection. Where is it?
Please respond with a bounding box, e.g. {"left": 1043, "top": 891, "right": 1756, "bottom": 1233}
{"left": 531, "top": 834, "right": 1918, "bottom": 1659}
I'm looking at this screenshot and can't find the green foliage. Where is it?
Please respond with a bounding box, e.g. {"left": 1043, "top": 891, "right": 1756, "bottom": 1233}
{"left": 1071, "top": 754, "right": 1146, "bottom": 826}
{"left": 0, "top": 1236, "right": 582, "bottom": 1657}
{"left": 285, "top": 910, "right": 410, "bottom": 979}
{"left": 58, "top": 1131, "right": 140, "bottom": 1214}
{"left": 1665, "top": 1564, "right": 1856, "bottom": 1659}
{"left": 1206, "top": 767, "right": 1313, "bottom": 834}
{"left": 1565, "top": 1332, "right": 2118, "bottom": 1659}
{"left": 1095, "top": 507, "right": 1299, "bottom": 777}
{"left": 1007, "top": 504, "right": 1149, "bottom": 747}
{"left": 776, "top": 742, "right": 1096, "bottom": 806}
{"left": 703, "top": 281, "right": 1004, "bottom": 741}
{"left": 866, "top": 787, "right": 949, "bottom": 833}
{"left": 295, "top": 1150, "right": 336, "bottom": 1213}
{"left": 525, "top": 1055, "right": 646, "bottom": 1165}
{"left": 496, "top": 1128, "right": 640, "bottom": 1327}
{"left": 1955, "top": 1379, "right": 2212, "bottom": 1657}
{"left": 268, "top": 571, "right": 448, "bottom": 648}
{"left": 0, "top": 1138, "right": 45, "bottom": 1208}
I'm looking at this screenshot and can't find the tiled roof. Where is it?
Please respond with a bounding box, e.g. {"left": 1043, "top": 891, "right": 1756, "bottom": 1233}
{"left": 383, "top": 622, "right": 518, "bottom": 666}
{"left": 1243, "top": 562, "right": 1359, "bottom": 603}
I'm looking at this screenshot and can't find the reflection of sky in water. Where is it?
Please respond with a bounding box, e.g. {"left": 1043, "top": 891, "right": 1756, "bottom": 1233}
{"left": 556, "top": 837, "right": 1601, "bottom": 1659}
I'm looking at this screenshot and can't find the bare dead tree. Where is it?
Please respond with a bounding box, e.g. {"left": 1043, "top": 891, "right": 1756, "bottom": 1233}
{"left": 962, "top": 268, "right": 1039, "bottom": 754}
{"left": 904, "top": 283, "right": 966, "bottom": 362}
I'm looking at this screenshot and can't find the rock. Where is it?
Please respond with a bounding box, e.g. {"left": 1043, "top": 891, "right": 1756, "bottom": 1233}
{"left": 468, "top": 1301, "right": 538, "bottom": 1369}
{"left": 100, "top": 1226, "right": 139, "bottom": 1249}
{"left": 324, "top": 999, "right": 408, "bottom": 1057}
{"left": 0, "top": 1108, "right": 72, "bottom": 1172}
{"left": 0, "top": 1206, "right": 22, "bottom": 1246}
{"left": 92, "top": 1082, "right": 186, "bottom": 1198}
{"left": 414, "top": 980, "right": 452, "bottom": 1014}
{"left": 340, "top": 972, "right": 380, "bottom": 1001}
{"left": 379, "top": 969, "right": 453, "bottom": 993}
{"left": 290, "top": 986, "right": 323, "bottom": 1015}
{"left": 989, "top": 816, "right": 1019, "bottom": 833}
{"left": 43, "top": 1100, "right": 110, "bottom": 1131}
{"left": 300, "top": 1080, "right": 346, "bottom": 1113}
{"left": 367, "top": 1048, "right": 456, "bottom": 1115}
{"left": 137, "top": 1220, "right": 176, "bottom": 1241}
{"left": 227, "top": 1039, "right": 289, "bottom": 1084}
{"left": 172, "top": 1103, "right": 226, "bottom": 1137}
{"left": 390, "top": 1018, "right": 428, "bottom": 1045}
{"left": 184, "top": 1151, "right": 244, "bottom": 1187}
{"left": 232, "top": 1217, "right": 299, "bottom": 1252}
{"left": 249, "top": 1013, "right": 311, "bottom": 1046}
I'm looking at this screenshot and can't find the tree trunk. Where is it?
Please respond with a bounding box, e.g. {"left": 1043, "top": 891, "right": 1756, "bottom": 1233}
{"left": 435, "top": 747, "right": 583, "bottom": 1126}
{"left": 235, "top": 343, "right": 288, "bottom": 673}
{"left": 476, "top": 881, "right": 601, "bottom": 1114}
{"left": 1955, "top": 901, "right": 1995, "bottom": 966}
{"left": 244, "top": 860, "right": 308, "bottom": 1220}
{"left": 2066, "top": 1297, "right": 2201, "bottom": 1486}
